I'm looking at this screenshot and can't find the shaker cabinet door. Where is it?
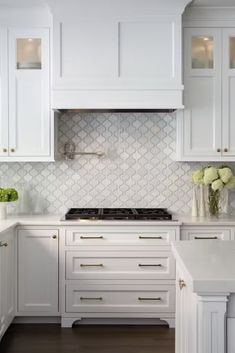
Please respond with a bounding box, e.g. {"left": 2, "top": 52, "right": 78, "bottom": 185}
{"left": 177, "top": 27, "right": 222, "bottom": 161}
{"left": 0, "top": 230, "right": 15, "bottom": 340}
{"left": 8, "top": 28, "right": 51, "bottom": 158}
{"left": 17, "top": 229, "right": 59, "bottom": 314}
{"left": 0, "top": 27, "right": 9, "bottom": 158}
{"left": 222, "top": 28, "right": 235, "bottom": 158}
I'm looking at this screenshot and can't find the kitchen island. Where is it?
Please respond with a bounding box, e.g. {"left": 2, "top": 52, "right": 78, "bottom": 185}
{"left": 172, "top": 240, "right": 235, "bottom": 353}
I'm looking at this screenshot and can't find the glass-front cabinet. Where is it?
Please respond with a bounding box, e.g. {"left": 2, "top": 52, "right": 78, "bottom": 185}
{"left": 191, "top": 36, "right": 214, "bottom": 69}
{"left": 16, "top": 38, "right": 42, "bottom": 70}
{"left": 0, "top": 28, "right": 52, "bottom": 161}
{"left": 177, "top": 27, "right": 235, "bottom": 161}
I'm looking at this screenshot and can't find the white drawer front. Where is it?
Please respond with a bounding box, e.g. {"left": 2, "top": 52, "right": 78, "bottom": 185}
{"left": 66, "top": 284, "right": 175, "bottom": 313}
{"left": 66, "top": 251, "right": 175, "bottom": 280}
{"left": 65, "top": 229, "right": 176, "bottom": 247}
{"left": 181, "top": 229, "right": 231, "bottom": 241}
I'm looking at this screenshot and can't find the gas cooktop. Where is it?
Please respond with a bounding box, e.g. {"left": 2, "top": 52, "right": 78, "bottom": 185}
{"left": 64, "top": 208, "right": 172, "bottom": 221}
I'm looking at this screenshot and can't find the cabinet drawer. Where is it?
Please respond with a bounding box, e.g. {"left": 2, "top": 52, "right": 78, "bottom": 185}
{"left": 65, "top": 229, "right": 176, "bottom": 247}
{"left": 181, "top": 228, "right": 231, "bottom": 241}
{"left": 66, "top": 283, "right": 175, "bottom": 313}
{"left": 66, "top": 251, "right": 175, "bottom": 280}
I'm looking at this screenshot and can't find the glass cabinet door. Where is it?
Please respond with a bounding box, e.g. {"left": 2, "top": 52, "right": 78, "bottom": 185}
{"left": 16, "top": 38, "right": 41, "bottom": 70}
{"left": 191, "top": 36, "right": 214, "bottom": 69}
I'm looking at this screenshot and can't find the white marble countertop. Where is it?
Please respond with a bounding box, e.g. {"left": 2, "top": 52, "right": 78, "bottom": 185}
{"left": 172, "top": 240, "right": 235, "bottom": 293}
{"left": 179, "top": 215, "right": 235, "bottom": 226}
{"left": 0, "top": 215, "right": 235, "bottom": 232}
{"left": 0, "top": 214, "right": 235, "bottom": 236}
{"left": 0, "top": 215, "right": 182, "bottom": 234}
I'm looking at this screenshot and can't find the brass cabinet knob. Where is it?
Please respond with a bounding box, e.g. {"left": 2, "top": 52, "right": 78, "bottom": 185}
{"left": 52, "top": 235, "right": 57, "bottom": 239}
{"left": 3, "top": 148, "right": 7, "bottom": 153}
{"left": 217, "top": 148, "right": 221, "bottom": 153}
{"left": 224, "top": 148, "right": 228, "bottom": 153}
{"left": 10, "top": 148, "right": 15, "bottom": 153}
{"left": 179, "top": 279, "right": 186, "bottom": 290}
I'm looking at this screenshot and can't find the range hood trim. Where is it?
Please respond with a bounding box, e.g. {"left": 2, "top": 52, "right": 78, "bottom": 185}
{"left": 55, "top": 108, "right": 177, "bottom": 114}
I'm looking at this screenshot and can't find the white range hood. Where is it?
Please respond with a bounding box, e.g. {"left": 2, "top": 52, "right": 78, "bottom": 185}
{"left": 48, "top": 0, "right": 192, "bottom": 110}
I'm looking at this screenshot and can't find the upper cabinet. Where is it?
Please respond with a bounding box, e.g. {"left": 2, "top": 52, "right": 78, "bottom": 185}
{"left": 177, "top": 8, "right": 235, "bottom": 161}
{"left": 49, "top": 0, "right": 191, "bottom": 110}
{"left": 0, "top": 6, "right": 54, "bottom": 162}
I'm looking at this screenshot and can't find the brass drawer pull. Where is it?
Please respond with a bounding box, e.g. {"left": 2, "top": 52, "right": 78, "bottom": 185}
{"left": 139, "top": 236, "right": 163, "bottom": 239}
{"left": 194, "top": 236, "right": 218, "bottom": 240}
{"left": 80, "top": 264, "right": 104, "bottom": 267}
{"left": 138, "top": 297, "right": 161, "bottom": 301}
{"left": 0, "top": 242, "right": 8, "bottom": 247}
{"left": 179, "top": 279, "right": 186, "bottom": 290}
{"left": 138, "top": 264, "right": 162, "bottom": 267}
{"left": 80, "top": 236, "right": 104, "bottom": 239}
{"left": 80, "top": 297, "right": 103, "bottom": 301}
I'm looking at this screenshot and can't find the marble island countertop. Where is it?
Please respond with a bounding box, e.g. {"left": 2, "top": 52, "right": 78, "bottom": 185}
{"left": 172, "top": 240, "right": 235, "bottom": 293}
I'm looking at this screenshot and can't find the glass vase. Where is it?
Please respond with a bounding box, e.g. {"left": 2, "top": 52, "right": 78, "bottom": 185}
{"left": 208, "top": 185, "right": 220, "bottom": 217}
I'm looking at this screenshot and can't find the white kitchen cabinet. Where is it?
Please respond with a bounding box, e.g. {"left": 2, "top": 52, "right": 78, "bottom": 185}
{"left": 177, "top": 27, "right": 235, "bottom": 161}
{"left": 181, "top": 227, "right": 231, "bottom": 240}
{"left": 0, "top": 230, "right": 15, "bottom": 340}
{"left": 0, "top": 27, "right": 54, "bottom": 162}
{"left": 17, "top": 228, "right": 59, "bottom": 315}
{"left": 50, "top": 0, "right": 190, "bottom": 109}
{"left": 60, "top": 225, "right": 179, "bottom": 328}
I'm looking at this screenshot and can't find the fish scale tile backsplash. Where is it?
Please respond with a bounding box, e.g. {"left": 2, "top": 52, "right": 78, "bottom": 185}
{"left": 1, "top": 112, "right": 235, "bottom": 215}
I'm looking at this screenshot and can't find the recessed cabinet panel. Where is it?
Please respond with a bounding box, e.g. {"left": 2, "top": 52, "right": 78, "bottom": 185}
{"left": 60, "top": 21, "right": 117, "bottom": 78}
{"left": 230, "top": 37, "right": 235, "bottom": 69}
{"left": 119, "top": 21, "right": 174, "bottom": 79}
{"left": 192, "top": 36, "right": 214, "bottom": 69}
{"left": 183, "top": 77, "right": 221, "bottom": 156}
{"left": 18, "top": 229, "right": 59, "bottom": 314}
{"left": 12, "top": 73, "right": 49, "bottom": 155}
{"left": 16, "top": 38, "right": 41, "bottom": 70}
{"left": 222, "top": 28, "right": 235, "bottom": 157}
{"left": 0, "top": 28, "right": 9, "bottom": 157}
{"left": 0, "top": 230, "right": 14, "bottom": 340}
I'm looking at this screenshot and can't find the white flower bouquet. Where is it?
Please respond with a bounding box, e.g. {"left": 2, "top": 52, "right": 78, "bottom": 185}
{"left": 192, "top": 166, "right": 235, "bottom": 216}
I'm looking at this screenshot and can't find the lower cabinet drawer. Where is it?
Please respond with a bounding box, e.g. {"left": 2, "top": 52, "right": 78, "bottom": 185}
{"left": 65, "top": 228, "right": 176, "bottom": 247}
{"left": 181, "top": 228, "right": 231, "bottom": 241}
{"left": 66, "top": 251, "right": 175, "bottom": 280}
{"left": 66, "top": 283, "right": 175, "bottom": 313}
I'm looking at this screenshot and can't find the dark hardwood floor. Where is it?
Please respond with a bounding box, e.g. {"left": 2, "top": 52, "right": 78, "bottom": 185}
{"left": 0, "top": 324, "right": 175, "bottom": 353}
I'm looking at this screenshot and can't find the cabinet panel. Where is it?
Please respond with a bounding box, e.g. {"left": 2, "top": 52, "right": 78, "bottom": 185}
{"left": 17, "top": 229, "right": 59, "bottom": 314}
{"left": 119, "top": 20, "right": 178, "bottom": 81}
{"left": 183, "top": 76, "right": 221, "bottom": 157}
{"left": 55, "top": 17, "right": 181, "bottom": 89}
{"left": 60, "top": 21, "right": 117, "bottom": 79}
{"left": 222, "top": 28, "right": 235, "bottom": 157}
{"left": 8, "top": 28, "right": 50, "bottom": 158}
{"left": 0, "top": 27, "right": 9, "bottom": 157}
{"left": 177, "top": 27, "right": 223, "bottom": 161}
{"left": 0, "top": 230, "right": 15, "bottom": 340}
